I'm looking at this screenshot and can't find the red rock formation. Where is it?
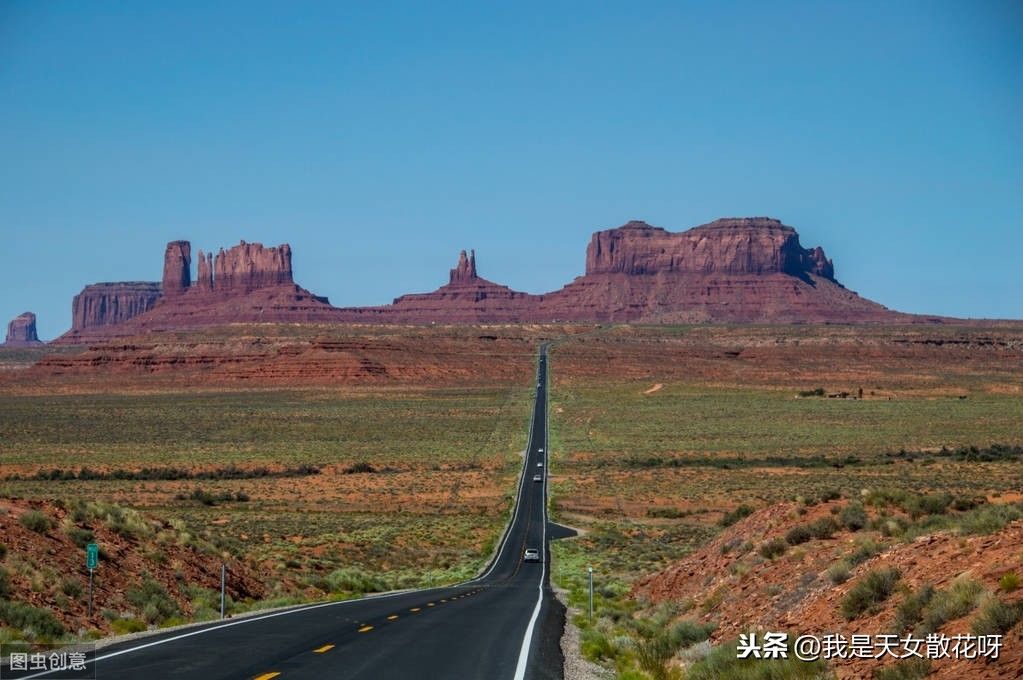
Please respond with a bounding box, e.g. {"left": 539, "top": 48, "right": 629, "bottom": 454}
{"left": 449, "top": 249, "right": 478, "bottom": 284}
{"left": 585, "top": 218, "right": 834, "bottom": 279}
{"left": 212, "top": 241, "right": 293, "bottom": 292}
{"left": 196, "top": 250, "right": 214, "bottom": 291}
{"left": 4, "top": 312, "right": 43, "bottom": 346}
{"left": 53, "top": 217, "right": 969, "bottom": 342}
{"left": 68, "top": 282, "right": 162, "bottom": 334}
{"left": 162, "top": 241, "right": 191, "bottom": 296}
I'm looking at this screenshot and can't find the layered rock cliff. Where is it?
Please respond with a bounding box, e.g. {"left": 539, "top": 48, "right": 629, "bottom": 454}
{"left": 211, "top": 241, "right": 293, "bottom": 292}
{"left": 69, "top": 282, "right": 163, "bottom": 334}
{"left": 585, "top": 218, "right": 834, "bottom": 280}
{"left": 4, "top": 312, "right": 43, "bottom": 346}
{"left": 52, "top": 217, "right": 935, "bottom": 341}
{"left": 162, "top": 241, "right": 191, "bottom": 296}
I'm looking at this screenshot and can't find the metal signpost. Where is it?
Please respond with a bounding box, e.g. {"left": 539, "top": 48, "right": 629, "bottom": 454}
{"left": 587, "top": 566, "right": 594, "bottom": 621}
{"left": 220, "top": 563, "right": 226, "bottom": 619}
{"left": 86, "top": 543, "right": 99, "bottom": 617}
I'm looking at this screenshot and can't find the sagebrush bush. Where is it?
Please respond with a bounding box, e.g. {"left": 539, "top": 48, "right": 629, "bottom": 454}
{"left": 0, "top": 600, "right": 65, "bottom": 638}
{"left": 785, "top": 517, "right": 838, "bottom": 546}
{"left": 919, "top": 576, "right": 983, "bottom": 633}
{"left": 970, "top": 596, "right": 1021, "bottom": 636}
{"left": 758, "top": 538, "right": 787, "bottom": 559}
{"left": 827, "top": 561, "right": 851, "bottom": 585}
{"left": 325, "top": 566, "right": 391, "bottom": 594}
{"left": 840, "top": 503, "right": 868, "bottom": 531}
{"left": 65, "top": 526, "right": 94, "bottom": 549}
{"left": 841, "top": 567, "right": 901, "bottom": 620}
{"left": 956, "top": 504, "right": 1022, "bottom": 535}
{"left": 1000, "top": 572, "right": 1020, "bottom": 593}
{"left": 18, "top": 510, "right": 52, "bottom": 533}
{"left": 126, "top": 576, "right": 179, "bottom": 624}
{"left": 892, "top": 584, "right": 934, "bottom": 633}
{"left": 718, "top": 504, "right": 754, "bottom": 528}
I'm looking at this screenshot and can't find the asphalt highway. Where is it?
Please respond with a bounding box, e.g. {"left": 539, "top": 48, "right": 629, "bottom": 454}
{"left": 16, "top": 346, "right": 566, "bottom": 680}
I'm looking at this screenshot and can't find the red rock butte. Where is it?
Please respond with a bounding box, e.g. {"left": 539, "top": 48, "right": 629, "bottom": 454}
{"left": 4, "top": 311, "right": 43, "bottom": 346}
{"left": 54, "top": 217, "right": 945, "bottom": 342}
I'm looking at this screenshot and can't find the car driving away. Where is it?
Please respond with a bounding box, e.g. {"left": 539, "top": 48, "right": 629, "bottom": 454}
{"left": 523, "top": 548, "right": 540, "bottom": 563}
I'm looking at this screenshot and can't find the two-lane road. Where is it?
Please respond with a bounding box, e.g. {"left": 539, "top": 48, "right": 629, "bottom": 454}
{"left": 19, "top": 347, "right": 563, "bottom": 680}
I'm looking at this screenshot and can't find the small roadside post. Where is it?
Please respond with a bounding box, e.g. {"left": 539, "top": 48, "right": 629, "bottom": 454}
{"left": 587, "top": 566, "right": 594, "bottom": 621}
{"left": 86, "top": 543, "right": 99, "bottom": 617}
{"left": 220, "top": 563, "right": 226, "bottom": 619}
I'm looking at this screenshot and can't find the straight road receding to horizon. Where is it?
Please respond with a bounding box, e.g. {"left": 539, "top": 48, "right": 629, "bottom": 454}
{"left": 11, "top": 345, "right": 571, "bottom": 680}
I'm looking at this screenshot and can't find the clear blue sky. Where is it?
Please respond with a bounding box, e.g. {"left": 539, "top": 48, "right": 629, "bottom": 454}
{"left": 2, "top": 1, "right": 1021, "bottom": 339}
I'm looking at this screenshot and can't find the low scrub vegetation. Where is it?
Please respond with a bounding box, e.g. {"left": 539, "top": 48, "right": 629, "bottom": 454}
{"left": 18, "top": 510, "right": 52, "bottom": 533}
{"left": 173, "top": 487, "right": 250, "bottom": 506}
{"left": 784, "top": 517, "right": 839, "bottom": 546}
{"left": 841, "top": 567, "right": 901, "bottom": 620}
{"left": 126, "top": 576, "right": 180, "bottom": 625}
{"left": 5, "top": 464, "right": 321, "bottom": 482}
{"left": 718, "top": 504, "right": 754, "bottom": 528}
{"left": 970, "top": 596, "right": 1022, "bottom": 636}
{"left": 758, "top": 538, "right": 788, "bottom": 560}
{"left": 916, "top": 576, "right": 983, "bottom": 634}
{"left": 0, "top": 600, "right": 65, "bottom": 639}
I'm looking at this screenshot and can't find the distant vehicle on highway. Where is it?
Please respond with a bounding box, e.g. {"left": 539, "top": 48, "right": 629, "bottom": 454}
{"left": 523, "top": 548, "right": 540, "bottom": 562}
{"left": 532, "top": 474, "right": 543, "bottom": 482}
{"left": 538, "top": 448, "right": 544, "bottom": 453}
{"left": 536, "top": 462, "right": 543, "bottom": 467}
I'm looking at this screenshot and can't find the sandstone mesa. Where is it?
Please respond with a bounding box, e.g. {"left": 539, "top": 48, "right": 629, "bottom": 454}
{"left": 53, "top": 217, "right": 940, "bottom": 342}
{"left": 3, "top": 311, "right": 43, "bottom": 346}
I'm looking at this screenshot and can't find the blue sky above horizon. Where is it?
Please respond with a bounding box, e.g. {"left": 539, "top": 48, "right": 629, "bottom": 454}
{"left": 2, "top": 1, "right": 1021, "bottom": 339}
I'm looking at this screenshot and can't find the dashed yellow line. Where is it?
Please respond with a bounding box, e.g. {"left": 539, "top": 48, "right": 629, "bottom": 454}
{"left": 358, "top": 625, "right": 374, "bottom": 633}
{"left": 387, "top": 614, "right": 399, "bottom": 620}
{"left": 409, "top": 607, "right": 421, "bottom": 612}
{"left": 254, "top": 674, "right": 281, "bottom": 680}
{"left": 313, "top": 644, "right": 335, "bottom": 653}
{"left": 440, "top": 598, "right": 447, "bottom": 602}
{"left": 427, "top": 602, "right": 435, "bottom": 607}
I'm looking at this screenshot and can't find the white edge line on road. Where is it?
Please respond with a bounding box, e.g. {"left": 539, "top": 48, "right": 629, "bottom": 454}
{"left": 17, "top": 348, "right": 548, "bottom": 680}
{"left": 513, "top": 347, "right": 549, "bottom": 680}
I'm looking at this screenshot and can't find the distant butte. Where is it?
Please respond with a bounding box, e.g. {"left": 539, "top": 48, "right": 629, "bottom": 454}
{"left": 53, "top": 216, "right": 950, "bottom": 342}
{"left": 4, "top": 311, "right": 44, "bottom": 346}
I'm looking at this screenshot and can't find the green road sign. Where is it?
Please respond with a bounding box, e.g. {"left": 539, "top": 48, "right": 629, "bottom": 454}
{"left": 86, "top": 543, "right": 99, "bottom": 570}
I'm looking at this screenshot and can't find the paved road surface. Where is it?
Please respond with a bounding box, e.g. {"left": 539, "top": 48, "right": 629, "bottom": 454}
{"left": 14, "top": 346, "right": 567, "bottom": 680}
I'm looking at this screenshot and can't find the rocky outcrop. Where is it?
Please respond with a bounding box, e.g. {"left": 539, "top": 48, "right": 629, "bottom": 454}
{"left": 347, "top": 250, "right": 539, "bottom": 323}
{"left": 4, "top": 312, "right": 43, "bottom": 346}
{"left": 211, "top": 241, "right": 293, "bottom": 293}
{"left": 162, "top": 241, "right": 191, "bottom": 296}
{"left": 53, "top": 217, "right": 960, "bottom": 341}
{"left": 585, "top": 218, "right": 835, "bottom": 280}
{"left": 69, "top": 282, "right": 162, "bottom": 333}
{"left": 449, "top": 250, "right": 478, "bottom": 285}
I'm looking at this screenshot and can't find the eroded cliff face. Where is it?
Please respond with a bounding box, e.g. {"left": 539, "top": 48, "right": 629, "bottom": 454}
{"left": 210, "top": 241, "right": 293, "bottom": 292}
{"left": 449, "top": 250, "right": 478, "bottom": 285}
{"left": 162, "top": 241, "right": 191, "bottom": 296}
{"left": 70, "top": 282, "right": 162, "bottom": 332}
{"left": 53, "top": 217, "right": 924, "bottom": 342}
{"left": 4, "top": 312, "right": 42, "bottom": 346}
{"left": 585, "top": 218, "right": 835, "bottom": 280}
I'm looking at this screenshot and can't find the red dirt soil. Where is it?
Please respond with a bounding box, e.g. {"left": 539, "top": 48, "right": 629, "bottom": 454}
{"left": 635, "top": 502, "right": 1023, "bottom": 679}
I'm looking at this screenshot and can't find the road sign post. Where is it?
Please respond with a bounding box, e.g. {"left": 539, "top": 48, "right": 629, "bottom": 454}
{"left": 587, "top": 566, "right": 594, "bottom": 621}
{"left": 86, "top": 543, "right": 99, "bottom": 617}
{"left": 220, "top": 563, "right": 226, "bottom": 619}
